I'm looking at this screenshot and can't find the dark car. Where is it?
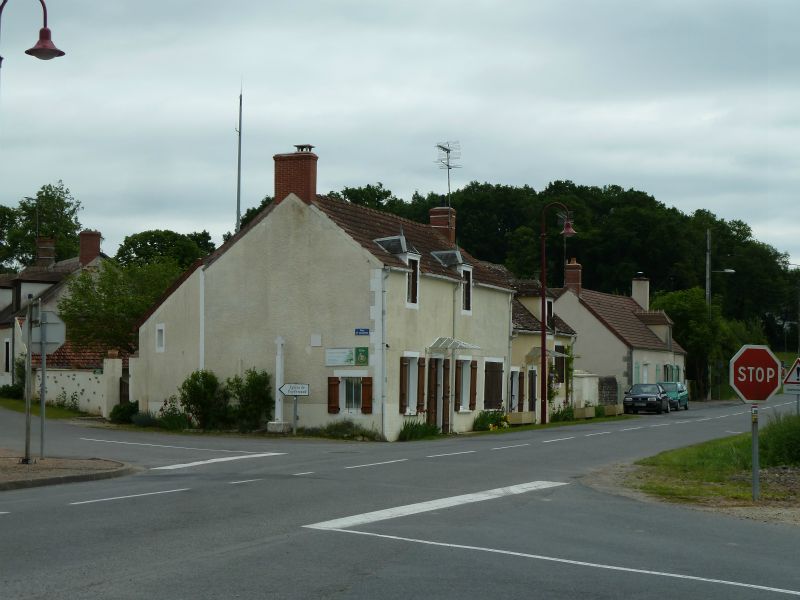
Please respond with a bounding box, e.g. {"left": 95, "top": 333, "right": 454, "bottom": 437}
{"left": 657, "top": 381, "right": 689, "bottom": 411}
{"left": 623, "top": 383, "right": 670, "bottom": 414}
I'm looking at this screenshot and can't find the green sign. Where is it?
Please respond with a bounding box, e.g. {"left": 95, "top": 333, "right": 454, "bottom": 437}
{"left": 355, "top": 347, "right": 369, "bottom": 366}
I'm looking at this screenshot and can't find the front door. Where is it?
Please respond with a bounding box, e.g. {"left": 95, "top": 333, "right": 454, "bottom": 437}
{"left": 427, "top": 358, "right": 438, "bottom": 426}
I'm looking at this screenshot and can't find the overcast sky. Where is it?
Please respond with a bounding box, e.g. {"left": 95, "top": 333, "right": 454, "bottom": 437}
{"left": 1, "top": 0, "right": 797, "bottom": 267}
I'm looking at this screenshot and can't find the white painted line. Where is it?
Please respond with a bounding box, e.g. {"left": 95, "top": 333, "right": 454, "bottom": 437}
{"left": 426, "top": 451, "right": 477, "bottom": 458}
{"left": 0, "top": 512, "right": 9, "bottom": 515}
{"left": 584, "top": 432, "right": 611, "bottom": 437}
{"left": 70, "top": 488, "right": 189, "bottom": 505}
{"left": 80, "top": 437, "right": 263, "bottom": 454}
{"left": 229, "top": 479, "right": 263, "bottom": 485}
{"left": 649, "top": 424, "right": 669, "bottom": 428}
{"left": 542, "top": 437, "right": 574, "bottom": 443}
{"left": 696, "top": 418, "right": 712, "bottom": 422}
{"left": 293, "top": 472, "right": 314, "bottom": 476}
{"left": 674, "top": 421, "right": 690, "bottom": 424}
{"left": 725, "top": 431, "right": 745, "bottom": 435}
{"left": 305, "top": 481, "right": 567, "bottom": 530}
{"left": 621, "top": 427, "right": 643, "bottom": 431}
{"left": 319, "top": 530, "right": 800, "bottom": 596}
{"left": 345, "top": 459, "right": 408, "bottom": 470}
{"left": 491, "top": 443, "right": 530, "bottom": 450}
{"left": 151, "top": 452, "right": 284, "bottom": 470}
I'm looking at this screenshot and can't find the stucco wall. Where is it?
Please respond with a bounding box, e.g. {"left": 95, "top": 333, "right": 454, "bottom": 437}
{"left": 32, "top": 358, "right": 122, "bottom": 418}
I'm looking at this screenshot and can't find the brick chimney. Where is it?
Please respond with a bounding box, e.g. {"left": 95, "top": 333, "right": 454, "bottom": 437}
{"left": 34, "top": 237, "right": 56, "bottom": 268}
{"left": 274, "top": 144, "right": 318, "bottom": 205}
{"left": 429, "top": 206, "right": 457, "bottom": 245}
{"left": 564, "top": 257, "right": 582, "bottom": 294}
{"left": 79, "top": 230, "right": 102, "bottom": 266}
{"left": 632, "top": 274, "right": 650, "bottom": 310}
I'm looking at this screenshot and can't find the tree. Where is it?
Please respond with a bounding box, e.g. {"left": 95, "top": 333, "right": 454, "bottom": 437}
{"left": 3, "top": 181, "right": 82, "bottom": 268}
{"left": 58, "top": 260, "right": 182, "bottom": 353}
{"left": 240, "top": 195, "right": 273, "bottom": 229}
{"left": 115, "top": 230, "right": 206, "bottom": 269}
{"left": 0, "top": 204, "right": 16, "bottom": 272}
{"left": 186, "top": 230, "right": 216, "bottom": 255}
{"left": 328, "top": 183, "right": 403, "bottom": 211}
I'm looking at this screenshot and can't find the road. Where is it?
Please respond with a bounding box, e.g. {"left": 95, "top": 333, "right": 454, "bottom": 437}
{"left": 1, "top": 397, "right": 799, "bottom": 599}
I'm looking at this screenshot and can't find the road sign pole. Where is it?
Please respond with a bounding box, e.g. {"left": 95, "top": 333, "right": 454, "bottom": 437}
{"left": 39, "top": 303, "right": 47, "bottom": 459}
{"left": 22, "top": 302, "right": 33, "bottom": 465}
{"left": 751, "top": 404, "right": 759, "bottom": 502}
{"left": 293, "top": 396, "right": 298, "bottom": 436}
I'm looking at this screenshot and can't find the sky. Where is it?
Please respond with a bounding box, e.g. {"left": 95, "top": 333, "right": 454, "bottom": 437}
{"left": 1, "top": 0, "right": 798, "bottom": 267}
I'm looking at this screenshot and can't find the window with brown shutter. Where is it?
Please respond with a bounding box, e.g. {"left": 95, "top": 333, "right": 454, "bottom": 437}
{"left": 407, "top": 257, "right": 419, "bottom": 304}
{"left": 327, "top": 377, "right": 340, "bottom": 414}
{"left": 518, "top": 371, "right": 525, "bottom": 412}
{"left": 555, "top": 344, "right": 566, "bottom": 383}
{"left": 361, "top": 377, "right": 373, "bottom": 414}
{"left": 483, "top": 361, "right": 503, "bottom": 410}
{"left": 469, "top": 360, "right": 477, "bottom": 410}
{"left": 399, "top": 358, "right": 409, "bottom": 414}
{"left": 454, "top": 360, "right": 463, "bottom": 410}
{"left": 416, "top": 358, "right": 426, "bottom": 413}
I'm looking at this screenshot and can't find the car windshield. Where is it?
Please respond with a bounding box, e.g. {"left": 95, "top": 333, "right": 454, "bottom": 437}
{"left": 630, "top": 384, "right": 660, "bottom": 394}
{"left": 658, "top": 382, "right": 677, "bottom": 391}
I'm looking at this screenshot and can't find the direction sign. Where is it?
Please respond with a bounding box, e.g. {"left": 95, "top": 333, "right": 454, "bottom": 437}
{"left": 29, "top": 311, "right": 66, "bottom": 354}
{"left": 783, "top": 358, "right": 800, "bottom": 394}
{"left": 729, "top": 345, "right": 782, "bottom": 402}
{"left": 279, "top": 383, "right": 309, "bottom": 396}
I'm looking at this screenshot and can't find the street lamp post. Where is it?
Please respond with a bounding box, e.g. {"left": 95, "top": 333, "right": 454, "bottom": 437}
{"left": 704, "top": 228, "right": 735, "bottom": 399}
{"left": 540, "top": 201, "right": 575, "bottom": 425}
{"left": 0, "top": 0, "right": 64, "bottom": 74}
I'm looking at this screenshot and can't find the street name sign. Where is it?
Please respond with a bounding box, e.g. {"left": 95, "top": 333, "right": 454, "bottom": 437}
{"left": 279, "top": 383, "right": 309, "bottom": 396}
{"left": 729, "top": 345, "right": 781, "bottom": 402}
{"left": 783, "top": 358, "right": 800, "bottom": 394}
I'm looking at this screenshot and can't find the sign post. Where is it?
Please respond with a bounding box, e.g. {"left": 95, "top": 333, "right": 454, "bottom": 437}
{"left": 729, "top": 345, "right": 782, "bottom": 502}
{"left": 29, "top": 308, "right": 66, "bottom": 459}
{"left": 782, "top": 357, "right": 800, "bottom": 416}
{"left": 279, "top": 383, "right": 309, "bottom": 436}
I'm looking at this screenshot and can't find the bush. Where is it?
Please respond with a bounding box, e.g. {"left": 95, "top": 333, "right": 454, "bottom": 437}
{"left": 473, "top": 410, "right": 509, "bottom": 431}
{"left": 131, "top": 410, "right": 158, "bottom": 427}
{"left": 227, "top": 368, "right": 274, "bottom": 432}
{"left": 301, "top": 419, "right": 384, "bottom": 441}
{"left": 398, "top": 419, "right": 440, "bottom": 441}
{"left": 157, "top": 395, "right": 192, "bottom": 431}
{"left": 52, "top": 390, "right": 80, "bottom": 412}
{"left": 0, "top": 383, "right": 23, "bottom": 399}
{"left": 551, "top": 406, "right": 574, "bottom": 422}
{"left": 179, "top": 370, "right": 229, "bottom": 429}
{"left": 110, "top": 401, "right": 139, "bottom": 424}
{"left": 761, "top": 413, "right": 800, "bottom": 466}
{"left": 595, "top": 405, "right": 606, "bottom": 418}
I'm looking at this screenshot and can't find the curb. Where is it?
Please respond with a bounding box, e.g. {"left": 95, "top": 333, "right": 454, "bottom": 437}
{"left": 0, "top": 463, "right": 140, "bottom": 492}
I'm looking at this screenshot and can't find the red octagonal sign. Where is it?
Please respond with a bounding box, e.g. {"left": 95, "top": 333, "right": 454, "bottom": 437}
{"left": 729, "top": 345, "right": 782, "bottom": 402}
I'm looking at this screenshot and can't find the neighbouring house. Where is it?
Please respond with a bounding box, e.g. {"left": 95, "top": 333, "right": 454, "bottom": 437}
{"left": 552, "top": 258, "right": 687, "bottom": 401}
{"left": 0, "top": 231, "right": 127, "bottom": 417}
{"left": 131, "top": 145, "right": 521, "bottom": 440}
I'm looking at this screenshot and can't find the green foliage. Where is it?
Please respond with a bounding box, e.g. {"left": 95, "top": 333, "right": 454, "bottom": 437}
{"left": 178, "top": 370, "right": 229, "bottom": 429}
{"left": 328, "top": 182, "right": 405, "bottom": 212}
{"left": 226, "top": 369, "right": 274, "bottom": 432}
{"left": 300, "top": 419, "right": 385, "bottom": 441}
{"left": 761, "top": 414, "right": 800, "bottom": 466}
{"left": 185, "top": 230, "right": 216, "bottom": 255}
{"left": 131, "top": 410, "right": 158, "bottom": 427}
{"left": 58, "top": 259, "right": 182, "bottom": 353}
{"left": 157, "top": 395, "right": 191, "bottom": 430}
{"left": 52, "top": 390, "right": 80, "bottom": 412}
{"left": 110, "top": 401, "right": 139, "bottom": 424}
{"left": 473, "top": 410, "right": 509, "bottom": 431}
{"left": 550, "top": 405, "right": 574, "bottom": 422}
{"left": 397, "top": 419, "right": 440, "bottom": 441}
{"left": 594, "top": 405, "right": 606, "bottom": 418}
{"left": 115, "top": 229, "right": 207, "bottom": 269}
{"left": 0, "top": 383, "right": 23, "bottom": 399}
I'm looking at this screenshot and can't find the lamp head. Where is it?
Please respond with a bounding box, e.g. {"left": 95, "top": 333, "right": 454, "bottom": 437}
{"left": 25, "top": 28, "right": 65, "bottom": 60}
{"left": 560, "top": 219, "right": 576, "bottom": 238}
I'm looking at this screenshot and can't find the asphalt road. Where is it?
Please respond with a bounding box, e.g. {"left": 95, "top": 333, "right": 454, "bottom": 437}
{"left": 1, "top": 397, "right": 799, "bottom": 599}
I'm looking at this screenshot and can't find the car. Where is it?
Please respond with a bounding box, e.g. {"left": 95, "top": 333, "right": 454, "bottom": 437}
{"left": 657, "top": 381, "right": 689, "bottom": 411}
{"left": 623, "top": 383, "right": 670, "bottom": 414}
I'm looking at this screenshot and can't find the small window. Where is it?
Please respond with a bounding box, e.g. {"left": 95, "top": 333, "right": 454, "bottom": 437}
{"left": 407, "top": 257, "right": 419, "bottom": 305}
{"left": 3, "top": 340, "right": 10, "bottom": 373}
{"left": 554, "top": 345, "right": 566, "bottom": 383}
{"left": 343, "top": 377, "right": 362, "bottom": 413}
{"left": 156, "top": 323, "right": 165, "bottom": 353}
{"left": 546, "top": 299, "right": 554, "bottom": 328}
{"left": 457, "top": 358, "right": 471, "bottom": 411}
{"left": 461, "top": 267, "right": 472, "bottom": 312}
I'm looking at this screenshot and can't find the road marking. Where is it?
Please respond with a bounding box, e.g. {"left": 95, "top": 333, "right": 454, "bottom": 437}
{"left": 70, "top": 488, "right": 189, "bottom": 505}
{"left": 426, "top": 451, "right": 477, "bottom": 458}
{"left": 305, "top": 481, "right": 567, "bottom": 530}
{"left": 585, "top": 432, "right": 610, "bottom": 437}
{"left": 151, "top": 452, "right": 284, "bottom": 470}
{"left": 0, "top": 512, "right": 9, "bottom": 515}
{"left": 542, "top": 437, "right": 574, "bottom": 443}
{"left": 674, "top": 420, "right": 690, "bottom": 424}
{"left": 696, "top": 418, "right": 712, "bottom": 422}
{"left": 649, "top": 423, "right": 669, "bottom": 428}
{"left": 491, "top": 443, "right": 530, "bottom": 450}
{"left": 345, "top": 459, "right": 408, "bottom": 470}
{"left": 621, "top": 427, "right": 643, "bottom": 431}
{"left": 80, "top": 438, "right": 264, "bottom": 454}
{"left": 293, "top": 472, "right": 314, "bottom": 476}
{"left": 318, "top": 530, "right": 800, "bottom": 596}
{"left": 229, "top": 479, "right": 263, "bottom": 485}
{"left": 725, "top": 431, "right": 745, "bottom": 434}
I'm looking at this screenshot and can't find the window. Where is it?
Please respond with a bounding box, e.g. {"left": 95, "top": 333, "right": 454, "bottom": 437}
{"left": 343, "top": 377, "right": 362, "bottom": 412}
{"left": 456, "top": 358, "right": 472, "bottom": 411}
{"left": 3, "top": 340, "right": 10, "bottom": 373}
{"left": 155, "top": 323, "right": 165, "bottom": 353}
{"left": 399, "top": 356, "right": 419, "bottom": 415}
{"left": 546, "top": 299, "right": 554, "bottom": 328}
{"left": 483, "top": 360, "right": 504, "bottom": 410}
{"left": 406, "top": 257, "right": 419, "bottom": 306}
{"left": 461, "top": 267, "right": 472, "bottom": 312}
{"left": 328, "top": 375, "right": 373, "bottom": 414}
{"left": 528, "top": 368, "right": 538, "bottom": 411}
{"left": 554, "top": 345, "right": 566, "bottom": 383}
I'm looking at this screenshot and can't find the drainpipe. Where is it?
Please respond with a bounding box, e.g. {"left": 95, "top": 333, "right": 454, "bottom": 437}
{"left": 381, "top": 267, "right": 389, "bottom": 439}
{"left": 198, "top": 268, "right": 205, "bottom": 370}
{"left": 507, "top": 293, "right": 513, "bottom": 412}
{"left": 275, "top": 336, "right": 285, "bottom": 422}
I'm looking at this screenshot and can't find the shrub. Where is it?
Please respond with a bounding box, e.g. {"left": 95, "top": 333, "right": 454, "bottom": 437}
{"left": 179, "top": 370, "right": 229, "bottom": 429}
{"left": 131, "top": 410, "right": 158, "bottom": 427}
{"left": 761, "top": 413, "right": 800, "bottom": 466}
{"left": 551, "top": 405, "right": 574, "bottom": 422}
{"left": 0, "top": 383, "right": 23, "bottom": 399}
{"left": 110, "top": 401, "right": 139, "bottom": 424}
{"left": 157, "top": 395, "right": 191, "bottom": 431}
{"left": 227, "top": 368, "right": 274, "bottom": 432}
{"left": 300, "top": 419, "right": 384, "bottom": 441}
{"left": 473, "top": 410, "right": 509, "bottom": 431}
{"left": 594, "top": 405, "right": 606, "bottom": 418}
{"left": 398, "top": 419, "right": 440, "bottom": 441}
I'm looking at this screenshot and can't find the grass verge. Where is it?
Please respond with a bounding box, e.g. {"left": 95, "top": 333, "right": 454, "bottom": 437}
{"left": 0, "top": 396, "right": 89, "bottom": 420}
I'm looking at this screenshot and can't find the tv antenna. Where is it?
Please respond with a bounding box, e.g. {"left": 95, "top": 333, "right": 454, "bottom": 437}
{"left": 435, "top": 141, "right": 461, "bottom": 204}
{"left": 235, "top": 84, "right": 243, "bottom": 233}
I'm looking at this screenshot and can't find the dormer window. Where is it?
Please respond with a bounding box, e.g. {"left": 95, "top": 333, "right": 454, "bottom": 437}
{"left": 460, "top": 266, "right": 472, "bottom": 313}
{"left": 406, "top": 255, "right": 419, "bottom": 306}
{"left": 546, "top": 299, "right": 554, "bottom": 328}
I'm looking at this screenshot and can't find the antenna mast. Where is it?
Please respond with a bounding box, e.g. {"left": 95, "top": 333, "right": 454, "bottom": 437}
{"left": 435, "top": 141, "right": 461, "bottom": 206}
{"left": 235, "top": 87, "right": 243, "bottom": 233}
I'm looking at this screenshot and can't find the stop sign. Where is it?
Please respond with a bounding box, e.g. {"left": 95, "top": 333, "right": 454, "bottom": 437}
{"left": 729, "top": 345, "right": 782, "bottom": 402}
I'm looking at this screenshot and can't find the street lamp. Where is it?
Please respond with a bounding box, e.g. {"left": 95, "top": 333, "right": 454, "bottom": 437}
{"left": 540, "top": 201, "right": 575, "bottom": 425}
{"left": 704, "top": 228, "right": 735, "bottom": 399}
{"left": 0, "top": 0, "right": 65, "bottom": 72}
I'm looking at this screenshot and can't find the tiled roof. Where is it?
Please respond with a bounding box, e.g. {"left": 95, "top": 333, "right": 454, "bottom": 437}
{"left": 574, "top": 288, "right": 685, "bottom": 354}
{"left": 32, "top": 340, "right": 130, "bottom": 370}
{"left": 512, "top": 299, "right": 576, "bottom": 336}
{"left": 515, "top": 278, "right": 558, "bottom": 298}
{"left": 636, "top": 310, "right": 673, "bottom": 326}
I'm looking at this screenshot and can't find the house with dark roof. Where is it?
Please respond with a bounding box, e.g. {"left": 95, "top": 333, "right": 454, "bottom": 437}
{"left": 131, "top": 146, "right": 519, "bottom": 440}
{"left": 552, "top": 258, "right": 686, "bottom": 398}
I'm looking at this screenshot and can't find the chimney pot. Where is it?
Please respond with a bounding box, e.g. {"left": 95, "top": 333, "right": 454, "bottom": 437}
{"left": 79, "top": 230, "right": 102, "bottom": 266}
{"left": 429, "top": 206, "right": 457, "bottom": 245}
{"left": 274, "top": 146, "right": 318, "bottom": 205}
{"left": 632, "top": 275, "right": 650, "bottom": 310}
{"left": 565, "top": 258, "right": 582, "bottom": 294}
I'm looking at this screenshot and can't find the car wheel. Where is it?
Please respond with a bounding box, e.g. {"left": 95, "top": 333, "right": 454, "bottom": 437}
{"left": 684, "top": 402, "right": 689, "bottom": 410}
{"left": 665, "top": 401, "right": 670, "bottom": 413}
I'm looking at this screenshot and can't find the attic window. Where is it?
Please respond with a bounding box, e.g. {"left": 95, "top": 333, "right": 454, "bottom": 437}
{"left": 156, "top": 323, "right": 165, "bottom": 353}
{"left": 460, "top": 266, "right": 472, "bottom": 313}
{"left": 374, "top": 235, "right": 408, "bottom": 255}
{"left": 431, "top": 249, "right": 463, "bottom": 267}
{"left": 407, "top": 256, "right": 419, "bottom": 307}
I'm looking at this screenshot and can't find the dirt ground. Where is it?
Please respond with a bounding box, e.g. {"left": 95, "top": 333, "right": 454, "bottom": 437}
{"left": 582, "top": 463, "right": 800, "bottom": 526}
{"left": 0, "top": 448, "right": 130, "bottom": 490}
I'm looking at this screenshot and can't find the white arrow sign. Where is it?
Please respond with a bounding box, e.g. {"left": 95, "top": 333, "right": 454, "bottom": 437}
{"left": 279, "top": 383, "right": 309, "bottom": 396}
